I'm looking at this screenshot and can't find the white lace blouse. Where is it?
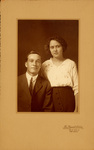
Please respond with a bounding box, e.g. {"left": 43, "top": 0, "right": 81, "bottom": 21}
{"left": 42, "top": 58, "right": 78, "bottom": 95}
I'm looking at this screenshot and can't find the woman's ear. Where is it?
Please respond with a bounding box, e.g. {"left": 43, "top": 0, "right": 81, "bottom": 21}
{"left": 25, "top": 62, "right": 27, "bottom": 68}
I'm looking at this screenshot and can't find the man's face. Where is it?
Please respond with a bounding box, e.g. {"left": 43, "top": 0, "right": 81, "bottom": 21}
{"left": 25, "top": 54, "right": 41, "bottom": 76}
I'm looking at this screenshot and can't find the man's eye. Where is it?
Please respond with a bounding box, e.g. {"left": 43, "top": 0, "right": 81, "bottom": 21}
{"left": 36, "top": 60, "right": 41, "bottom": 63}
{"left": 50, "top": 46, "right": 54, "bottom": 49}
{"left": 29, "top": 60, "right": 33, "bottom": 62}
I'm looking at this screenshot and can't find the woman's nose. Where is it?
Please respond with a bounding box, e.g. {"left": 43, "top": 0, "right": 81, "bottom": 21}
{"left": 54, "top": 46, "right": 57, "bottom": 51}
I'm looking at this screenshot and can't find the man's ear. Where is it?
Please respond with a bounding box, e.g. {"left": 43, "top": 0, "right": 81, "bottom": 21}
{"left": 25, "top": 62, "right": 27, "bottom": 68}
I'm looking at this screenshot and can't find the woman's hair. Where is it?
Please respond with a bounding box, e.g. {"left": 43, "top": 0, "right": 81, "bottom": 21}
{"left": 26, "top": 50, "right": 41, "bottom": 62}
{"left": 45, "top": 35, "right": 67, "bottom": 54}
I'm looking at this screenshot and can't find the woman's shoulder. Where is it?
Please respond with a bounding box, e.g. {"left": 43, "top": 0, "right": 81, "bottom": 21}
{"left": 65, "top": 58, "right": 76, "bottom": 65}
{"left": 64, "top": 59, "right": 77, "bottom": 69}
{"left": 42, "top": 59, "right": 51, "bottom": 67}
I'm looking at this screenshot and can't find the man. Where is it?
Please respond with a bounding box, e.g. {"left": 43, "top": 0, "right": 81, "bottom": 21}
{"left": 18, "top": 51, "right": 53, "bottom": 112}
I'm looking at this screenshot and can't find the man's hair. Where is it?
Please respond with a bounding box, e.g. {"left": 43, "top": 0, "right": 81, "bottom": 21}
{"left": 26, "top": 50, "right": 41, "bottom": 61}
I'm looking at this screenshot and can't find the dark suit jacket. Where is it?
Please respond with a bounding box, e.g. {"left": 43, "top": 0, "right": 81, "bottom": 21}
{"left": 18, "top": 74, "right": 53, "bottom": 112}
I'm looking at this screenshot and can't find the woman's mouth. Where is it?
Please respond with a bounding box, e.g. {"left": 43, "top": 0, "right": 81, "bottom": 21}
{"left": 54, "top": 53, "right": 58, "bottom": 55}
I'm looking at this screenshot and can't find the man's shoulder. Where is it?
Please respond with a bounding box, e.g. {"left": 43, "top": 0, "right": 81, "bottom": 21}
{"left": 18, "top": 73, "right": 26, "bottom": 81}
{"left": 38, "top": 75, "right": 50, "bottom": 84}
{"left": 38, "top": 75, "right": 47, "bottom": 81}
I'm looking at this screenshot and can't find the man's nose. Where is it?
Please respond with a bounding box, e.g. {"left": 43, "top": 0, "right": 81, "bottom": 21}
{"left": 33, "top": 61, "right": 36, "bottom": 65}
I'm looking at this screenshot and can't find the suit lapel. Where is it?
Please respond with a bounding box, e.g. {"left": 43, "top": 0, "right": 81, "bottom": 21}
{"left": 34, "top": 75, "right": 43, "bottom": 94}
{"left": 22, "top": 74, "right": 31, "bottom": 99}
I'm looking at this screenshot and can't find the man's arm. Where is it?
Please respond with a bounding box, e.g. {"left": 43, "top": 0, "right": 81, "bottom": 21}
{"left": 42, "top": 81, "right": 53, "bottom": 112}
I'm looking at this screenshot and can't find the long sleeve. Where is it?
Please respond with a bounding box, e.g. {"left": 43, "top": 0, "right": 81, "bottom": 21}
{"left": 71, "top": 62, "right": 78, "bottom": 95}
{"left": 42, "top": 81, "right": 53, "bottom": 112}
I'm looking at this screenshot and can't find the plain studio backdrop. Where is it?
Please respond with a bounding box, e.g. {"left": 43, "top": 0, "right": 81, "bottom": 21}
{"left": 18, "top": 20, "right": 78, "bottom": 75}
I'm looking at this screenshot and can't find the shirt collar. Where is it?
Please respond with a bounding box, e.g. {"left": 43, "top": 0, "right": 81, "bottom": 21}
{"left": 26, "top": 72, "right": 38, "bottom": 82}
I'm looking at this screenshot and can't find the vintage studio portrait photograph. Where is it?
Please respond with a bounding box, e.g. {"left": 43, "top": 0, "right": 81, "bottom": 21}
{"left": 17, "top": 20, "right": 79, "bottom": 112}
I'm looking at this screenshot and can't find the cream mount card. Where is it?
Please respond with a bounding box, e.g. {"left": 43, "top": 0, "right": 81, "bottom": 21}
{"left": 1, "top": 0, "right": 94, "bottom": 150}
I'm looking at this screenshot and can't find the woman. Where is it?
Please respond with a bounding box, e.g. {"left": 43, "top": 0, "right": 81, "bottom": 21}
{"left": 41, "top": 36, "right": 78, "bottom": 112}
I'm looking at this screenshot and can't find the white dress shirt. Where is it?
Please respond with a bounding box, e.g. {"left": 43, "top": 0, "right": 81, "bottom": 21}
{"left": 26, "top": 72, "right": 38, "bottom": 89}
{"left": 42, "top": 58, "right": 78, "bottom": 95}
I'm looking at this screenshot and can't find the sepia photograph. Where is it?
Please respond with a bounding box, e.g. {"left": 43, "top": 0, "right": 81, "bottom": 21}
{"left": 18, "top": 20, "right": 78, "bottom": 112}
{"left": 1, "top": 0, "right": 94, "bottom": 150}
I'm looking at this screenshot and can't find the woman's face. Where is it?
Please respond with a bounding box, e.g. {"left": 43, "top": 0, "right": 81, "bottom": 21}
{"left": 49, "top": 40, "right": 63, "bottom": 59}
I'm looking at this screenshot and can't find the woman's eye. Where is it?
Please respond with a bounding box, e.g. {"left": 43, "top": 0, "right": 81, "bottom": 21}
{"left": 50, "top": 45, "right": 61, "bottom": 49}
{"left": 56, "top": 45, "right": 60, "bottom": 48}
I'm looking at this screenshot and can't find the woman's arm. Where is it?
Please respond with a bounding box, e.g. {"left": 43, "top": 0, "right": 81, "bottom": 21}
{"left": 74, "top": 93, "right": 78, "bottom": 112}
{"left": 71, "top": 62, "right": 78, "bottom": 112}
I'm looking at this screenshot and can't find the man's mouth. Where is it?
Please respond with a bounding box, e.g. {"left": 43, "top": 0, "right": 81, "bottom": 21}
{"left": 31, "top": 66, "right": 38, "bottom": 69}
{"left": 54, "top": 53, "right": 58, "bottom": 55}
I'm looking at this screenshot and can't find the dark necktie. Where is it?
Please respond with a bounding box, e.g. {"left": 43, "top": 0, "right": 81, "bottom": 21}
{"left": 29, "top": 78, "right": 33, "bottom": 95}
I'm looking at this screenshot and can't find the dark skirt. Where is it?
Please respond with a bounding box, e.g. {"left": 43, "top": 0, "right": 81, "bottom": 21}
{"left": 52, "top": 86, "right": 75, "bottom": 112}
